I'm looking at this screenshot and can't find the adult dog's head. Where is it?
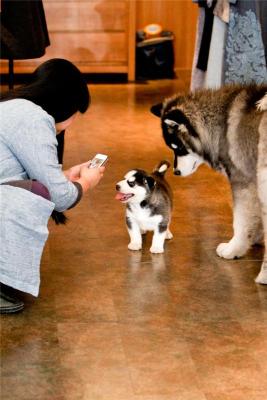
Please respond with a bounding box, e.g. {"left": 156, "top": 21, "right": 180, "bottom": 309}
{"left": 151, "top": 96, "right": 205, "bottom": 177}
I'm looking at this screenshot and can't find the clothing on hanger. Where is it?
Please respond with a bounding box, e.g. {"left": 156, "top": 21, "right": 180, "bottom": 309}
{"left": 0, "top": 0, "right": 50, "bottom": 60}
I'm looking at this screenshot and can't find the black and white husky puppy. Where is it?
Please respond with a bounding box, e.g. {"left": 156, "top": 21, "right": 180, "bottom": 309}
{"left": 115, "top": 161, "right": 173, "bottom": 253}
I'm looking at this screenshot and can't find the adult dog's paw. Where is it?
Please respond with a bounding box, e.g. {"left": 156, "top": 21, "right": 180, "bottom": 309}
{"left": 255, "top": 263, "right": 267, "bottom": 284}
{"left": 150, "top": 246, "right": 164, "bottom": 254}
{"left": 128, "top": 242, "right": 142, "bottom": 251}
{"left": 216, "top": 242, "right": 246, "bottom": 259}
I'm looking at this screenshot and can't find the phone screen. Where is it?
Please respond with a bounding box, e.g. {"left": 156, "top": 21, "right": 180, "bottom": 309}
{"left": 89, "top": 154, "right": 108, "bottom": 168}
{"left": 90, "top": 158, "right": 106, "bottom": 168}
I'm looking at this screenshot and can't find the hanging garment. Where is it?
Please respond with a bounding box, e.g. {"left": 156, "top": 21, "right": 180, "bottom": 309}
{"left": 196, "top": 1, "right": 216, "bottom": 71}
{"left": 204, "top": 0, "right": 235, "bottom": 88}
{"left": 257, "top": 1, "right": 267, "bottom": 64}
{"left": 0, "top": 0, "right": 50, "bottom": 59}
{"left": 190, "top": 7, "right": 206, "bottom": 91}
{"left": 205, "top": 15, "right": 227, "bottom": 88}
{"left": 224, "top": 0, "right": 267, "bottom": 84}
{"left": 191, "top": 0, "right": 225, "bottom": 91}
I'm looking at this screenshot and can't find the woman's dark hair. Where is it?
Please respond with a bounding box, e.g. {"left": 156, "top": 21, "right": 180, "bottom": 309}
{"left": 0, "top": 58, "right": 90, "bottom": 122}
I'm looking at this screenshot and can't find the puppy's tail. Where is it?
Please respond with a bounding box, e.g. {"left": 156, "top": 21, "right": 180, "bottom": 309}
{"left": 153, "top": 160, "right": 171, "bottom": 177}
{"left": 256, "top": 93, "right": 267, "bottom": 111}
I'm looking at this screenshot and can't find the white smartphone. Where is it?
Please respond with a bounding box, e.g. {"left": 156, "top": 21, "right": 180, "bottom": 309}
{"left": 88, "top": 153, "right": 108, "bottom": 168}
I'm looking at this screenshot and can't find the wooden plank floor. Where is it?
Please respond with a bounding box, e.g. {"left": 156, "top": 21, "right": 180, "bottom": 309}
{"left": 1, "top": 79, "right": 267, "bottom": 400}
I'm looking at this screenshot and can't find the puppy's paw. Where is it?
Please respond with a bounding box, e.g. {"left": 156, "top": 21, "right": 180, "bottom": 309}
{"left": 150, "top": 246, "right": 164, "bottom": 254}
{"left": 216, "top": 241, "right": 247, "bottom": 259}
{"left": 128, "top": 242, "right": 142, "bottom": 251}
{"left": 255, "top": 263, "right": 267, "bottom": 284}
{"left": 166, "top": 230, "right": 173, "bottom": 240}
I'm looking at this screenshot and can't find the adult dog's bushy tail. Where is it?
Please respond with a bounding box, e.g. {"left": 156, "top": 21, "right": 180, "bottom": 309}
{"left": 153, "top": 160, "right": 171, "bottom": 177}
{"left": 256, "top": 93, "right": 267, "bottom": 111}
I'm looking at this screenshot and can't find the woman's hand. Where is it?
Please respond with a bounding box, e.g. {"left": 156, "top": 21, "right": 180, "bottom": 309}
{"left": 64, "top": 161, "right": 91, "bottom": 182}
{"left": 78, "top": 165, "right": 105, "bottom": 192}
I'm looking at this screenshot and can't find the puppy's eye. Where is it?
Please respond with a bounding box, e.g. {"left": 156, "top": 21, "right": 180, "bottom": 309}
{"left": 127, "top": 180, "right": 135, "bottom": 188}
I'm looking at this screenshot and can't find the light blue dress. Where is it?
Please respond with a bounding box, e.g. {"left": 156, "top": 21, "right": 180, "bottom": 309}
{"left": 224, "top": 1, "right": 267, "bottom": 84}
{"left": 0, "top": 99, "right": 79, "bottom": 296}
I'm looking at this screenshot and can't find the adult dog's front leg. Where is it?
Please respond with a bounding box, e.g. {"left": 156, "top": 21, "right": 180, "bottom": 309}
{"left": 255, "top": 123, "right": 267, "bottom": 284}
{"left": 126, "top": 216, "right": 142, "bottom": 251}
{"left": 217, "top": 183, "right": 262, "bottom": 259}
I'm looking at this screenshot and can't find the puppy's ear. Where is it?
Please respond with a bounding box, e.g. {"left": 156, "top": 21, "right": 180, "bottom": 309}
{"left": 150, "top": 103, "right": 163, "bottom": 117}
{"left": 145, "top": 176, "right": 156, "bottom": 190}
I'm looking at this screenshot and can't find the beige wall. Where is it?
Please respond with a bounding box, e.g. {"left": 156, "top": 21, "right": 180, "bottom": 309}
{"left": 0, "top": 0, "right": 198, "bottom": 78}
{"left": 136, "top": 0, "right": 198, "bottom": 75}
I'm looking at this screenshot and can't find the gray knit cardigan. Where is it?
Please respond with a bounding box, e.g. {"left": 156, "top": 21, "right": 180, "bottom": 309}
{"left": 0, "top": 99, "right": 80, "bottom": 295}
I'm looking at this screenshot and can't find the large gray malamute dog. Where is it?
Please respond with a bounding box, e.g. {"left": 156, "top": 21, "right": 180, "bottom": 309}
{"left": 151, "top": 84, "right": 267, "bottom": 284}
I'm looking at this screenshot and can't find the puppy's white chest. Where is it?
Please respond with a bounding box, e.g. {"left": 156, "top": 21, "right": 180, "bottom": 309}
{"left": 127, "top": 205, "right": 162, "bottom": 231}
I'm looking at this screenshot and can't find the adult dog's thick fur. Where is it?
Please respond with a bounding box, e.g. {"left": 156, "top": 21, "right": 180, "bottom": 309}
{"left": 151, "top": 84, "right": 267, "bottom": 284}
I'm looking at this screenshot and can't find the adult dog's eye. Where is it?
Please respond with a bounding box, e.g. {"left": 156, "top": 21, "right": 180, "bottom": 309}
{"left": 127, "top": 180, "right": 135, "bottom": 188}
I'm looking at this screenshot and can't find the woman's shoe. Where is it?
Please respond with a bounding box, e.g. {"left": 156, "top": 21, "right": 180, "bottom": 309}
{"left": 0, "top": 289, "right": 24, "bottom": 314}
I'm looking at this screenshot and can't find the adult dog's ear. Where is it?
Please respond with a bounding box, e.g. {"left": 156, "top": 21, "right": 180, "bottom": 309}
{"left": 163, "top": 109, "right": 185, "bottom": 126}
{"left": 163, "top": 109, "right": 198, "bottom": 137}
{"left": 150, "top": 103, "right": 163, "bottom": 117}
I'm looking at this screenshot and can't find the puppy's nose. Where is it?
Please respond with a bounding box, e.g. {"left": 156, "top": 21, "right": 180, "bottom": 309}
{"left": 174, "top": 169, "right": 181, "bottom": 176}
{"left": 116, "top": 184, "right": 120, "bottom": 191}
